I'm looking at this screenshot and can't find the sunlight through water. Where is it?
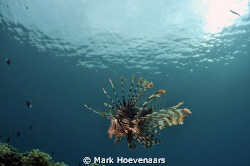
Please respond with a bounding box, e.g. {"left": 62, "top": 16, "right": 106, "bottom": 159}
{"left": 0, "top": 0, "right": 249, "bottom": 75}
{"left": 201, "top": 0, "right": 249, "bottom": 34}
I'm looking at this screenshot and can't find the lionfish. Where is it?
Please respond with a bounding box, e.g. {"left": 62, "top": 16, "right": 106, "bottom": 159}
{"left": 85, "top": 75, "right": 191, "bottom": 150}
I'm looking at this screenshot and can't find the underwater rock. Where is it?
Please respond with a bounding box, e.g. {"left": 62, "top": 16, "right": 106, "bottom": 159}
{"left": 0, "top": 141, "right": 68, "bottom": 166}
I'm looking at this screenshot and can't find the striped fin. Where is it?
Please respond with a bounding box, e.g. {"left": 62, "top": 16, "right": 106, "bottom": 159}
{"left": 133, "top": 80, "right": 153, "bottom": 105}
{"left": 167, "top": 102, "right": 184, "bottom": 111}
{"left": 131, "top": 77, "right": 143, "bottom": 105}
{"left": 127, "top": 75, "right": 136, "bottom": 106}
{"left": 99, "top": 110, "right": 109, "bottom": 118}
{"left": 103, "top": 88, "right": 120, "bottom": 109}
{"left": 133, "top": 131, "right": 161, "bottom": 148}
{"left": 141, "top": 89, "right": 166, "bottom": 108}
{"left": 104, "top": 102, "right": 115, "bottom": 110}
{"left": 132, "top": 81, "right": 147, "bottom": 105}
{"left": 109, "top": 109, "right": 115, "bottom": 116}
{"left": 84, "top": 104, "right": 99, "bottom": 114}
{"left": 109, "top": 78, "right": 123, "bottom": 108}
{"left": 84, "top": 104, "right": 111, "bottom": 119}
{"left": 140, "top": 104, "right": 192, "bottom": 130}
{"left": 136, "top": 108, "right": 153, "bottom": 119}
{"left": 120, "top": 76, "right": 127, "bottom": 107}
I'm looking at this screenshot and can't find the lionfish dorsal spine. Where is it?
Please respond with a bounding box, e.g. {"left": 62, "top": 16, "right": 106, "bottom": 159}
{"left": 84, "top": 104, "right": 99, "bottom": 114}
{"left": 109, "top": 109, "right": 115, "bottom": 116}
{"left": 102, "top": 88, "right": 120, "bottom": 109}
{"left": 131, "top": 77, "right": 144, "bottom": 105}
{"left": 133, "top": 80, "right": 150, "bottom": 105}
{"left": 130, "top": 77, "right": 143, "bottom": 106}
{"left": 109, "top": 78, "right": 123, "bottom": 108}
{"left": 104, "top": 102, "right": 116, "bottom": 111}
{"left": 85, "top": 104, "right": 111, "bottom": 119}
{"left": 120, "top": 76, "right": 127, "bottom": 107}
{"left": 98, "top": 109, "right": 108, "bottom": 118}
{"left": 127, "top": 75, "right": 136, "bottom": 106}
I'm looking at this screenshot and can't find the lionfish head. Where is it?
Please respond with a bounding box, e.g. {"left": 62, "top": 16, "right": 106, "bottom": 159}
{"left": 108, "top": 118, "right": 126, "bottom": 139}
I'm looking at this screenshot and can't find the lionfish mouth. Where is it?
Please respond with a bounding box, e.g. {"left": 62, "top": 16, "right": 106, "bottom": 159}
{"left": 85, "top": 75, "right": 192, "bottom": 150}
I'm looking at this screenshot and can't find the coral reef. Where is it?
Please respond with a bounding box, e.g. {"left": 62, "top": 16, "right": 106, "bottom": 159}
{"left": 0, "top": 141, "right": 67, "bottom": 166}
{"left": 89, "top": 164, "right": 105, "bottom": 166}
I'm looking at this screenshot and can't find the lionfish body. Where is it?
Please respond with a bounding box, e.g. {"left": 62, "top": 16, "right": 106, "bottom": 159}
{"left": 85, "top": 75, "right": 191, "bottom": 150}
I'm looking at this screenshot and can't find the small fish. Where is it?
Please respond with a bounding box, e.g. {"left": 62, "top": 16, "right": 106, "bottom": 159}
{"left": 78, "top": 163, "right": 82, "bottom": 166}
{"left": 230, "top": 10, "right": 241, "bottom": 17}
{"left": 17, "top": 132, "right": 22, "bottom": 138}
{"left": 26, "top": 101, "right": 33, "bottom": 108}
{"left": 6, "top": 137, "right": 10, "bottom": 143}
{"left": 51, "top": 152, "right": 54, "bottom": 156}
{"left": 6, "top": 59, "right": 10, "bottom": 65}
{"left": 0, "top": 135, "right": 2, "bottom": 138}
{"left": 26, "top": 6, "right": 28, "bottom": 9}
{"left": 30, "top": 125, "right": 33, "bottom": 130}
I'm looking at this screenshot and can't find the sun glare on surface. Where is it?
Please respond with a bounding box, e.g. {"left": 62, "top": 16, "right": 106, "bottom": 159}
{"left": 201, "top": 0, "right": 249, "bottom": 34}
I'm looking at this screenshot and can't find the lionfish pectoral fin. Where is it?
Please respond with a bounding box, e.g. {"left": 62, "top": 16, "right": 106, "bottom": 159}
{"left": 167, "top": 102, "right": 184, "bottom": 111}
{"left": 141, "top": 89, "right": 166, "bottom": 108}
{"left": 140, "top": 104, "right": 192, "bottom": 130}
{"left": 136, "top": 107, "right": 153, "bottom": 119}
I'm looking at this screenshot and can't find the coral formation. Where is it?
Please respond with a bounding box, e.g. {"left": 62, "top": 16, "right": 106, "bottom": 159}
{"left": 89, "top": 164, "right": 105, "bottom": 166}
{"left": 0, "top": 141, "right": 67, "bottom": 166}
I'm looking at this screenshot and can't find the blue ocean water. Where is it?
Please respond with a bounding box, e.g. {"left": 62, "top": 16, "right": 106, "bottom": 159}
{"left": 0, "top": 0, "right": 250, "bottom": 166}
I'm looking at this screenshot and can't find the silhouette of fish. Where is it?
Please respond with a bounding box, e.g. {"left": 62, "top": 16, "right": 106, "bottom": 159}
{"left": 6, "top": 137, "right": 10, "bottom": 143}
{"left": 17, "top": 132, "right": 22, "bottom": 138}
{"left": 26, "top": 101, "right": 33, "bottom": 108}
{"left": 6, "top": 59, "right": 10, "bottom": 65}
{"left": 230, "top": 10, "right": 241, "bottom": 17}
